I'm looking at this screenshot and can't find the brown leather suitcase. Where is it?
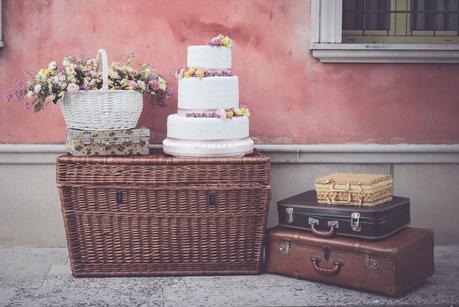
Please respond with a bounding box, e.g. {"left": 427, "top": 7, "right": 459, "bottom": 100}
{"left": 266, "top": 226, "right": 434, "bottom": 297}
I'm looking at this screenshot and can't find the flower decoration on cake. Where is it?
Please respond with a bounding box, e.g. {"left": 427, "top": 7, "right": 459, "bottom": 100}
{"left": 184, "top": 107, "right": 250, "bottom": 119}
{"left": 175, "top": 66, "right": 233, "bottom": 79}
{"left": 208, "top": 34, "right": 233, "bottom": 48}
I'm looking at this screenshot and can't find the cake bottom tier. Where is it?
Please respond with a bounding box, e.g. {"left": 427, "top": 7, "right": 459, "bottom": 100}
{"left": 163, "top": 113, "right": 254, "bottom": 157}
{"left": 163, "top": 137, "right": 254, "bottom": 157}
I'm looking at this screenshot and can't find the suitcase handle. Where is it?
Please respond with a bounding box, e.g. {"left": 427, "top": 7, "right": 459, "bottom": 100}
{"left": 308, "top": 218, "right": 338, "bottom": 237}
{"left": 311, "top": 257, "right": 342, "bottom": 275}
{"left": 326, "top": 193, "right": 352, "bottom": 205}
{"left": 328, "top": 182, "right": 350, "bottom": 192}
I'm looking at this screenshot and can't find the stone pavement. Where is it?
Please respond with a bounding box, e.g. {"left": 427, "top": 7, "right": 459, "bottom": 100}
{"left": 1, "top": 246, "right": 458, "bottom": 306}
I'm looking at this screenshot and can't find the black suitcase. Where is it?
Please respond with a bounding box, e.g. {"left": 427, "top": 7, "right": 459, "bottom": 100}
{"left": 278, "top": 190, "right": 410, "bottom": 240}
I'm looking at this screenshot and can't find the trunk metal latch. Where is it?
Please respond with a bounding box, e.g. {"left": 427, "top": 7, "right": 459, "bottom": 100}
{"left": 285, "top": 207, "right": 294, "bottom": 224}
{"left": 278, "top": 241, "right": 292, "bottom": 255}
{"left": 351, "top": 212, "right": 361, "bottom": 232}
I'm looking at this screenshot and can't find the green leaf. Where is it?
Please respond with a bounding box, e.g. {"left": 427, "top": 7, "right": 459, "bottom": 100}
{"left": 34, "top": 96, "right": 45, "bottom": 112}
{"left": 33, "top": 101, "right": 43, "bottom": 112}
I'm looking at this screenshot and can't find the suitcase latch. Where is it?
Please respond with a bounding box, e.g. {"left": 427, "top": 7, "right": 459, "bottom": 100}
{"left": 83, "top": 134, "right": 91, "bottom": 145}
{"left": 322, "top": 246, "right": 331, "bottom": 261}
{"left": 133, "top": 132, "right": 141, "bottom": 143}
{"left": 363, "top": 252, "right": 379, "bottom": 270}
{"left": 278, "top": 241, "right": 291, "bottom": 255}
{"left": 285, "top": 207, "right": 294, "bottom": 224}
{"left": 351, "top": 212, "right": 361, "bottom": 232}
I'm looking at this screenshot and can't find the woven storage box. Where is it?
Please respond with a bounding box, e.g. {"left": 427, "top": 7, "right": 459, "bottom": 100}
{"left": 65, "top": 127, "right": 150, "bottom": 156}
{"left": 315, "top": 173, "right": 393, "bottom": 206}
{"left": 57, "top": 151, "right": 270, "bottom": 277}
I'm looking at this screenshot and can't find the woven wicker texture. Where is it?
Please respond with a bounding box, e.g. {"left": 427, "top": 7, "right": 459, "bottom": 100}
{"left": 315, "top": 172, "right": 393, "bottom": 206}
{"left": 57, "top": 152, "right": 270, "bottom": 185}
{"left": 315, "top": 173, "right": 392, "bottom": 186}
{"left": 58, "top": 49, "right": 143, "bottom": 130}
{"left": 57, "top": 151, "right": 271, "bottom": 277}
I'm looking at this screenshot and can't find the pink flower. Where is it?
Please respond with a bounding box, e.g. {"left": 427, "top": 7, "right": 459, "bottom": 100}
{"left": 67, "top": 83, "right": 79, "bottom": 94}
{"left": 128, "top": 80, "right": 138, "bottom": 90}
{"left": 150, "top": 79, "right": 160, "bottom": 91}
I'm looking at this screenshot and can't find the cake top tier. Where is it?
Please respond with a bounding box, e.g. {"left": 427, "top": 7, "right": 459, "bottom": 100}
{"left": 187, "top": 34, "right": 233, "bottom": 70}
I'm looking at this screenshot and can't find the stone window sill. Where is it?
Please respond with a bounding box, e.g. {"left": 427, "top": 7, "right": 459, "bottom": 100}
{"left": 311, "top": 43, "right": 459, "bottom": 63}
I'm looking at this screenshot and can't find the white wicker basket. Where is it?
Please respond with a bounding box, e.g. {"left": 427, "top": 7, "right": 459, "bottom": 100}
{"left": 59, "top": 49, "right": 143, "bottom": 130}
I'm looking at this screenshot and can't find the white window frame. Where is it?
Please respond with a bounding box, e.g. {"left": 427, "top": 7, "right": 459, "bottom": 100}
{"left": 0, "top": 0, "right": 3, "bottom": 48}
{"left": 310, "top": 0, "right": 459, "bottom": 63}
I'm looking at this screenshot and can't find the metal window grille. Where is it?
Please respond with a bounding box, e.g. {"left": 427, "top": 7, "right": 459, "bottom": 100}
{"left": 343, "top": 0, "right": 459, "bottom": 37}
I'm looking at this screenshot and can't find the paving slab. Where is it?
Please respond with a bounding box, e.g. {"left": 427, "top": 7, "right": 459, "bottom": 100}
{"left": 1, "top": 245, "right": 458, "bottom": 306}
{"left": 0, "top": 247, "right": 67, "bottom": 288}
{"left": 7, "top": 285, "right": 163, "bottom": 307}
{"left": 0, "top": 287, "right": 18, "bottom": 306}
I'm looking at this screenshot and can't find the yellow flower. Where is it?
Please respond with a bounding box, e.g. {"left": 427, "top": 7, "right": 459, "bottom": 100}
{"left": 183, "top": 71, "right": 191, "bottom": 78}
{"left": 195, "top": 70, "right": 205, "bottom": 78}
{"left": 221, "top": 37, "right": 233, "bottom": 47}
{"left": 233, "top": 107, "right": 243, "bottom": 116}
{"left": 226, "top": 110, "right": 234, "bottom": 119}
{"left": 188, "top": 67, "right": 196, "bottom": 74}
{"left": 158, "top": 77, "right": 167, "bottom": 91}
{"left": 241, "top": 108, "right": 251, "bottom": 117}
{"left": 44, "top": 69, "right": 50, "bottom": 76}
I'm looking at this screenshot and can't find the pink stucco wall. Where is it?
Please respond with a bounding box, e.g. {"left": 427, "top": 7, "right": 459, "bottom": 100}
{"left": 1, "top": 0, "right": 458, "bottom": 144}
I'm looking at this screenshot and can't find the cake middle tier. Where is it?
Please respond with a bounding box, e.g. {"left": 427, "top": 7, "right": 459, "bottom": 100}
{"left": 178, "top": 76, "right": 239, "bottom": 111}
{"left": 167, "top": 114, "right": 249, "bottom": 141}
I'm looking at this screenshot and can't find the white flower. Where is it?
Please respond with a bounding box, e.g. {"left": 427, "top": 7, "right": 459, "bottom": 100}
{"left": 217, "top": 108, "right": 227, "bottom": 120}
{"left": 67, "top": 83, "right": 80, "bottom": 94}
{"left": 27, "top": 91, "right": 34, "bottom": 98}
{"left": 34, "top": 84, "right": 42, "bottom": 93}
{"left": 62, "top": 58, "right": 71, "bottom": 67}
{"left": 48, "top": 61, "right": 57, "bottom": 70}
{"left": 108, "top": 70, "right": 120, "bottom": 79}
{"left": 65, "top": 66, "right": 76, "bottom": 76}
{"left": 137, "top": 80, "right": 146, "bottom": 90}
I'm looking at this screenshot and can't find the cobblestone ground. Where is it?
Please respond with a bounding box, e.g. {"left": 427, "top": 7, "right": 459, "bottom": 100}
{"left": 1, "top": 246, "right": 458, "bottom": 306}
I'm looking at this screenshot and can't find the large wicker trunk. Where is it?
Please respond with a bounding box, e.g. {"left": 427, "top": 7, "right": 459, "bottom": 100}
{"left": 56, "top": 151, "right": 270, "bottom": 277}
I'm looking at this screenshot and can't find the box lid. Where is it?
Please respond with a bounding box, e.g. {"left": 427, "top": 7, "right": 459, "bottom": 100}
{"left": 315, "top": 173, "right": 392, "bottom": 187}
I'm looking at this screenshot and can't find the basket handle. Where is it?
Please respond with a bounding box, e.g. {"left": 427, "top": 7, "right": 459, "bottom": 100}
{"left": 96, "top": 49, "right": 109, "bottom": 91}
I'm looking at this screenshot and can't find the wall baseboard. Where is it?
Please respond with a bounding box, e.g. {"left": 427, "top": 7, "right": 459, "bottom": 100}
{"left": 1, "top": 144, "right": 458, "bottom": 164}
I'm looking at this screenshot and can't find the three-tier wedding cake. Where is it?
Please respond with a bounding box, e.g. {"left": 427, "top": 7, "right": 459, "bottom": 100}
{"left": 163, "top": 35, "right": 254, "bottom": 157}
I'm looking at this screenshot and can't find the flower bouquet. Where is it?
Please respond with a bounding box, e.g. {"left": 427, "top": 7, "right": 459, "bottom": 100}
{"left": 9, "top": 49, "right": 169, "bottom": 130}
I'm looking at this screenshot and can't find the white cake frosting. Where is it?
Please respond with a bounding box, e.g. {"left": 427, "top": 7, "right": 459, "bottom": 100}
{"left": 187, "top": 46, "right": 231, "bottom": 70}
{"left": 178, "top": 76, "right": 239, "bottom": 111}
{"left": 163, "top": 37, "right": 253, "bottom": 157}
{"left": 167, "top": 114, "right": 249, "bottom": 141}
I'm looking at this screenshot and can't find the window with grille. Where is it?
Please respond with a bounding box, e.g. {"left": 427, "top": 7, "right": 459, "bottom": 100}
{"left": 342, "top": 0, "right": 459, "bottom": 43}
